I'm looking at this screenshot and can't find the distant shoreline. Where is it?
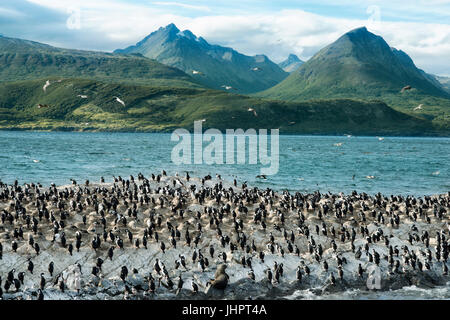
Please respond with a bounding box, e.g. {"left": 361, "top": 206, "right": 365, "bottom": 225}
{"left": 0, "top": 128, "right": 449, "bottom": 138}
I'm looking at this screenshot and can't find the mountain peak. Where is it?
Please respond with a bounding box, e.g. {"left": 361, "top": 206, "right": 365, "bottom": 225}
{"left": 279, "top": 54, "right": 304, "bottom": 72}
{"left": 177, "top": 29, "right": 198, "bottom": 41}
{"left": 163, "top": 23, "right": 179, "bottom": 32}
{"left": 339, "top": 26, "right": 380, "bottom": 42}
{"left": 287, "top": 54, "right": 301, "bottom": 62}
{"left": 311, "top": 25, "right": 391, "bottom": 63}
{"left": 149, "top": 24, "right": 208, "bottom": 45}
{"left": 262, "top": 26, "right": 449, "bottom": 101}
{"left": 348, "top": 26, "right": 368, "bottom": 34}
{"left": 114, "top": 24, "right": 288, "bottom": 93}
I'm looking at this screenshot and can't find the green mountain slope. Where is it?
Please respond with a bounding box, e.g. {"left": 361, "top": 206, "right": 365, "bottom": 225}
{"left": 0, "top": 78, "right": 442, "bottom": 135}
{"left": 114, "top": 24, "right": 288, "bottom": 94}
{"left": 258, "top": 27, "right": 450, "bottom": 127}
{"left": 0, "top": 35, "right": 199, "bottom": 88}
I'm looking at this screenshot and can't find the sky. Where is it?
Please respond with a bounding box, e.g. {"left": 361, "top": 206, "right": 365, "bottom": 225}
{"left": 1, "top": 0, "right": 449, "bottom": 76}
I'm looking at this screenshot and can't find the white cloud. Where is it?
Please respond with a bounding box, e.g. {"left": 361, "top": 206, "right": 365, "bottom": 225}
{"left": 183, "top": 10, "right": 450, "bottom": 76}
{"left": 0, "top": 6, "right": 26, "bottom": 17}
{"left": 22, "top": 0, "right": 450, "bottom": 76}
{"left": 152, "top": 2, "right": 211, "bottom": 12}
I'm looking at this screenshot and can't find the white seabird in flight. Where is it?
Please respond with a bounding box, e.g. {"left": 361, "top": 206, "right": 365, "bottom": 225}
{"left": 43, "top": 80, "right": 51, "bottom": 92}
{"left": 114, "top": 97, "right": 126, "bottom": 107}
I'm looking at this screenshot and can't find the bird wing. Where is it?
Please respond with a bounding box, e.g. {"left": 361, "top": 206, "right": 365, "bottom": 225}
{"left": 43, "top": 80, "right": 50, "bottom": 92}
{"left": 116, "top": 98, "right": 126, "bottom": 106}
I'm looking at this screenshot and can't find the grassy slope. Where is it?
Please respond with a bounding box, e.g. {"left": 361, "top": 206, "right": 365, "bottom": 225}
{"left": 259, "top": 75, "right": 450, "bottom": 131}
{"left": 258, "top": 63, "right": 450, "bottom": 131}
{"left": 0, "top": 36, "right": 200, "bottom": 89}
{"left": 0, "top": 78, "right": 442, "bottom": 136}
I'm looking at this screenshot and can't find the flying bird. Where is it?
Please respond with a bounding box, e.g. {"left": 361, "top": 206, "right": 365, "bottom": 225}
{"left": 248, "top": 108, "right": 257, "bottom": 117}
{"left": 114, "top": 97, "right": 126, "bottom": 107}
{"left": 414, "top": 104, "right": 423, "bottom": 111}
{"left": 221, "top": 85, "right": 236, "bottom": 91}
{"left": 43, "top": 80, "right": 51, "bottom": 92}
{"left": 174, "top": 178, "right": 184, "bottom": 187}
{"left": 251, "top": 67, "right": 262, "bottom": 71}
{"left": 401, "top": 85, "right": 412, "bottom": 93}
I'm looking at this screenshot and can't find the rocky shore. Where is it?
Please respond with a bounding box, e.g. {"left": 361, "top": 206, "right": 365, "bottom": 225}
{"left": 0, "top": 174, "right": 449, "bottom": 300}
